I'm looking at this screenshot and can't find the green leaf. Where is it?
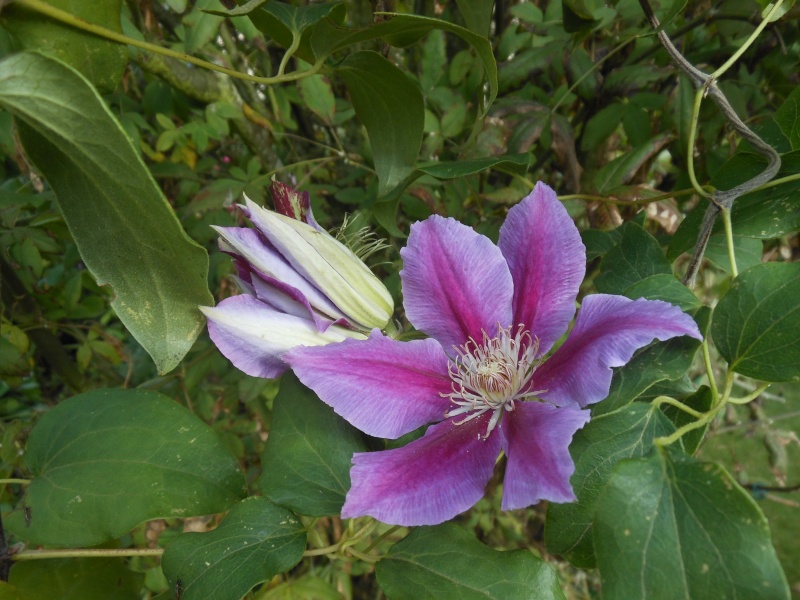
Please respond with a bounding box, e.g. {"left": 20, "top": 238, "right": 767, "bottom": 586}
{"left": 376, "top": 523, "right": 565, "bottom": 600}
{"left": 581, "top": 228, "right": 619, "bottom": 261}
{"left": 593, "top": 134, "right": 672, "bottom": 194}
{"left": 336, "top": 51, "right": 424, "bottom": 198}
{"left": 545, "top": 404, "right": 675, "bottom": 568}
{"left": 711, "top": 262, "right": 800, "bottom": 382}
{"left": 0, "top": 52, "right": 214, "bottom": 374}
{"left": 703, "top": 234, "right": 763, "bottom": 274}
{"left": 259, "top": 372, "right": 368, "bottom": 517}
{"left": 581, "top": 103, "right": 626, "bottom": 151}
{"left": 419, "top": 30, "right": 446, "bottom": 93}
{"left": 0, "top": 0, "right": 127, "bottom": 94}
{"left": 454, "top": 0, "right": 494, "bottom": 36}
{"left": 623, "top": 274, "right": 701, "bottom": 312}
{"left": 593, "top": 307, "right": 709, "bottom": 417}
{"left": 4, "top": 388, "right": 245, "bottom": 547}
{"left": 375, "top": 154, "right": 530, "bottom": 236}
{"left": 595, "top": 222, "right": 672, "bottom": 294}
{"left": 594, "top": 449, "right": 790, "bottom": 600}
{"left": 313, "top": 14, "right": 498, "bottom": 111}
{"left": 7, "top": 557, "right": 143, "bottom": 600}
{"left": 774, "top": 86, "right": 800, "bottom": 149}
{"left": 297, "top": 73, "right": 336, "bottom": 124}
{"left": 161, "top": 497, "right": 306, "bottom": 600}
{"left": 183, "top": 0, "right": 225, "bottom": 54}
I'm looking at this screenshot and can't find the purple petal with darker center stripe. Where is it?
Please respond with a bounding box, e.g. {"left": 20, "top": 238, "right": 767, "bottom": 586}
{"left": 342, "top": 414, "right": 501, "bottom": 525}
{"left": 286, "top": 331, "right": 452, "bottom": 439}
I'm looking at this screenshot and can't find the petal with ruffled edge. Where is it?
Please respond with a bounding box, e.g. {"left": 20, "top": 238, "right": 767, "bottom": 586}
{"left": 498, "top": 182, "right": 586, "bottom": 354}
{"left": 342, "top": 414, "right": 501, "bottom": 526}
{"left": 536, "top": 295, "right": 702, "bottom": 408}
{"left": 286, "top": 331, "right": 452, "bottom": 439}
{"left": 200, "top": 295, "right": 365, "bottom": 379}
{"left": 400, "top": 216, "right": 514, "bottom": 352}
{"left": 500, "top": 403, "right": 590, "bottom": 510}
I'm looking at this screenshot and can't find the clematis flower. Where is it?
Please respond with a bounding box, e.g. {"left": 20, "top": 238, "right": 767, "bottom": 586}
{"left": 200, "top": 182, "right": 394, "bottom": 379}
{"left": 286, "top": 182, "right": 702, "bottom": 526}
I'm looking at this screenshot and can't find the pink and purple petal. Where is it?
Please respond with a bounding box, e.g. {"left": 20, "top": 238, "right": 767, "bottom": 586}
{"left": 535, "top": 295, "right": 702, "bottom": 408}
{"left": 215, "top": 226, "right": 346, "bottom": 325}
{"left": 200, "top": 295, "right": 362, "bottom": 379}
{"left": 342, "top": 415, "right": 502, "bottom": 526}
{"left": 498, "top": 182, "right": 586, "bottom": 355}
{"left": 400, "top": 215, "right": 514, "bottom": 352}
{"left": 500, "top": 403, "right": 590, "bottom": 510}
{"left": 286, "top": 331, "right": 453, "bottom": 439}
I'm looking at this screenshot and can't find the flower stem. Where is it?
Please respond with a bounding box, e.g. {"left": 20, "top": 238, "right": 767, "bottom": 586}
{"left": 13, "top": 548, "right": 163, "bottom": 561}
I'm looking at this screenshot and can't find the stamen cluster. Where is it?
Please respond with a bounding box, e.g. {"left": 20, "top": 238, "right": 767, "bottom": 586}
{"left": 443, "top": 325, "right": 544, "bottom": 437}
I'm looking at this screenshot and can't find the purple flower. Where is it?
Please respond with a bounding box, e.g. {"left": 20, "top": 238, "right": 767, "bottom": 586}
{"left": 200, "top": 183, "right": 394, "bottom": 379}
{"left": 286, "top": 182, "right": 701, "bottom": 526}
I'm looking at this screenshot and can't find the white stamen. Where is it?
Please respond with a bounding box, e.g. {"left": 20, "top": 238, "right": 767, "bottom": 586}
{"left": 443, "top": 325, "right": 545, "bottom": 439}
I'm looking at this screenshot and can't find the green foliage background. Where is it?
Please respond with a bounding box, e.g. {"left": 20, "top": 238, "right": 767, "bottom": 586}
{"left": 0, "top": 0, "right": 798, "bottom": 598}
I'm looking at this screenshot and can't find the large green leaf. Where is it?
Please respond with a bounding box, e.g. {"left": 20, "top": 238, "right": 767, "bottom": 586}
{"left": 623, "top": 274, "right": 701, "bottom": 312}
{"left": 259, "top": 372, "right": 368, "bottom": 517}
{"left": 336, "top": 51, "right": 424, "bottom": 200}
{"left": 161, "top": 497, "right": 306, "bottom": 600}
{"left": 595, "top": 222, "right": 672, "bottom": 294}
{"left": 594, "top": 449, "right": 789, "bottom": 600}
{"left": 376, "top": 523, "right": 565, "bottom": 600}
{"left": 4, "top": 389, "right": 246, "bottom": 547}
{"left": 0, "top": 52, "right": 214, "bottom": 374}
{"left": 0, "top": 0, "right": 126, "bottom": 94}
{"left": 6, "top": 558, "right": 142, "bottom": 600}
{"left": 711, "top": 262, "right": 800, "bottom": 382}
{"left": 545, "top": 404, "right": 675, "bottom": 568}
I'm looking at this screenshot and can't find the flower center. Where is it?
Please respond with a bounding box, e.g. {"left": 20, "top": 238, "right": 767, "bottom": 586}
{"left": 443, "top": 325, "right": 545, "bottom": 438}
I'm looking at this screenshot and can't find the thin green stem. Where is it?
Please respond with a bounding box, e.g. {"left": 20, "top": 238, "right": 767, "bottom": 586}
{"left": 363, "top": 525, "right": 401, "bottom": 553}
{"left": 655, "top": 403, "right": 722, "bottom": 446}
{"left": 276, "top": 33, "right": 301, "bottom": 77}
{"left": 13, "top": 548, "right": 163, "bottom": 561}
{"left": 687, "top": 87, "right": 712, "bottom": 199}
{"left": 651, "top": 396, "right": 704, "bottom": 418}
{"left": 728, "top": 382, "right": 770, "bottom": 404}
{"left": 702, "top": 341, "right": 719, "bottom": 403}
{"left": 558, "top": 187, "right": 697, "bottom": 206}
{"left": 15, "top": 0, "right": 326, "bottom": 86}
{"left": 710, "top": 0, "right": 785, "bottom": 79}
{"left": 751, "top": 172, "right": 800, "bottom": 193}
{"left": 721, "top": 207, "right": 738, "bottom": 278}
{"left": 0, "top": 479, "right": 31, "bottom": 486}
{"left": 345, "top": 547, "right": 380, "bottom": 563}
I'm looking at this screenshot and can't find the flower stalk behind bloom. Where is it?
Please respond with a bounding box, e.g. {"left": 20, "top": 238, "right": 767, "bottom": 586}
{"left": 201, "top": 183, "right": 394, "bottom": 379}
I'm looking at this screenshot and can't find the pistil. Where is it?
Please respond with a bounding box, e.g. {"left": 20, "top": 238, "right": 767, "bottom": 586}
{"left": 443, "top": 325, "right": 545, "bottom": 438}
